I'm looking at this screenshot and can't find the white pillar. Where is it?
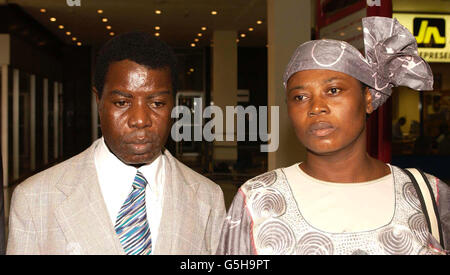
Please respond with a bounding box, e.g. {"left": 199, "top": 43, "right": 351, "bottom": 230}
{"left": 212, "top": 30, "right": 238, "bottom": 163}
{"left": 43, "top": 78, "right": 48, "bottom": 164}
{"left": 1, "top": 65, "right": 8, "bottom": 187}
{"left": 267, "top": 0, "right": 311, "bottom": 170}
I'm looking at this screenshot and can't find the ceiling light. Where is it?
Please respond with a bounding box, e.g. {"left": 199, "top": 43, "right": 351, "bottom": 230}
{"left": 236, "top": 39, "right": 239, "bottom": 43}
{"left": 189, "top": 68, "right": 195, "bottom": 72}
{"left": 240, "top": 33, "right": 246, "bottom": 38}
{"left": 58, "top": 25, "right": 64, "bottom": 29}
{"left": 65, "top": 31, "right": 71, "bottom": 36}
{"left": 357, "top": 26, "right": 362, "bottom": 31}
{"left": 106, "top": 25, "right": 112, "bottom": 30}
{"left": 211, "top": 11, "right": 218, "bottom": 15}
{"left": 40, "top": 9, "right": 46, "bottom": 13}
{"left": 77, "top": 42, "right": 82, "bottom": 46}
{"left": 155, "top": 10, "right": 162, "bottom": 14}
{"left": 340, "top": 32, "right": 345, "bottom": 36}
{"left": 155, "top": 26, "right": 160, "bottom": 30}
{"left": 190, "top": 43, "right": 196, "bottom": 47}
{"left": 109, "top": 32, "right": 115, "bottom": 36}
{"left": 197, "top": 33, "right": 203, "bottom": 37}
{"left": 102, "top": 18, "right": 108, "bottom": 22}
{"left": 50, "top": 17, "right": 56, "bottom": 22}
{"left": 194, "top": 38, "right": 199, "bottom": 42}
{"left": 97, "top": 9, "right": 103, "bottom": 14}
{"left": 256, "top": 20, "right": 263, "bottom": 24}
{"left": 72, "top": 37, "right": 77, "bottom": 41}
{"left": 155, "top": 33, "right": 160, "bottom": 37}
{"left": 249, "top": 27, "right": 254, "bottom": 31}
{"left": 201, "top": 27, "right": 207, "bottom": 31}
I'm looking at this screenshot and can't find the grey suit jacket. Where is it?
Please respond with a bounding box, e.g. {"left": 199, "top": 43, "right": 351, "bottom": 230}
{"left": 6, "top": 139, "right": 226, "bottom": 255}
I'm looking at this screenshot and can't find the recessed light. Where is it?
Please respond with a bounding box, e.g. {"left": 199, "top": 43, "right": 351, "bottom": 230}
{"left": 66, "top": 31, "right": 71, "bottom": 36}
{"left": 155, "top": 10, "right": 162, "bottom": 14}
{"left": 240, "top": 33, "right": 246, "bottom": 38}
{"left": 97, "top": 9, "right": 103, "bottom": 14}
{"left": 155, "top": 33, "right": 160, "bottom": 37}
{"left": 77, "top": 42, "right": 82, "bottom": 46}
{"left": 190, "top": 43, "right": 196, "bottom": 47}
{"left": 72, "top": 37, "right": 77, "bottom": 41}
{"left": 211, "top": 11, "right": 218, "bottom": 15}
{"left": 248, "top": 27, "right": 254, "bottom": 31}
{"left": 50, "top": 17, "right": 56, "bottom": 22}
{"left": 194, "top": 38, "right": 199, "bottom": 42}
{"left": 58, "top": 25, "right": 64, "bottom": 29}
{"left": 109, "top": 32, "right": 115, "bottom": 36}
{"left": 106, "top": 25, "right": 112, "bottom": 30}
{"left": 40, "top": 8, "right": 46, "bottom": 13}
{"left": 102, "top": 18, "right": 108, "bottom": 22}
{"left": 155, "top": 26, "right": 160, "bottom": 30}
{"left": 189, "top": 68, "right": 195, "bottom": 72}
{"left": 201, "top": 27, "right": 207, "bottom": 31}
{"left": 357, "top": 26, "right": 362, "bottom": 31}
{"left": 256, "top": 20, "right": 263, "bottom": 25}
{"left": 236, "top": 39, "right": 239, "bottom": 42}
{"left": 197, "top": 33, "right": 203, "bottom": 37}
{"left": 340, "top": 32, "right": 345, "bottom": 36}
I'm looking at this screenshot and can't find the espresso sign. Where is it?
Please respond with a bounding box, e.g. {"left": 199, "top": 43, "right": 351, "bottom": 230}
{"left": 394, "top": 13, "right": 450, "bottom": 63}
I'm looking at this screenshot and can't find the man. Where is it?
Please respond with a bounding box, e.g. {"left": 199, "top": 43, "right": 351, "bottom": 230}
{"left": 7, "top": 32, "right": 226, "bottom": 255}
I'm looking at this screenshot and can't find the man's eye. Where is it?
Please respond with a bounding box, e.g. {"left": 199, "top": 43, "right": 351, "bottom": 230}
{"left": 151, "top": 102, "right": 165, "bottom": 108}
{"left": 328, "top": 88, "right": 341, "bottom": 95}
{"left": 114, "top": 101, "right": 128, "bottom": 107}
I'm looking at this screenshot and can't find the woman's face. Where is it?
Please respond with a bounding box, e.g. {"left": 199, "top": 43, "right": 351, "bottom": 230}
{"left": 286, "top": 69, "right": 373, "bottom": 155}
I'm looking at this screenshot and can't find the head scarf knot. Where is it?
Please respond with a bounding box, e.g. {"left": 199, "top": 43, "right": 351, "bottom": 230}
{"left": 283, "top": 17, "right": 434, "bottom": 110}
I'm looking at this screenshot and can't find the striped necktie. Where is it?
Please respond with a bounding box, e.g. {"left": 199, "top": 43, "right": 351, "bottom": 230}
{"left": 115, "top": 171, "right": 152, "bottom": 255}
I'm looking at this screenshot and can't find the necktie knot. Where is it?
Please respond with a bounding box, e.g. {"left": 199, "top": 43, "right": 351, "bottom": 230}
{"left": 132, "top": 171, "right": 147, "bottom": 190}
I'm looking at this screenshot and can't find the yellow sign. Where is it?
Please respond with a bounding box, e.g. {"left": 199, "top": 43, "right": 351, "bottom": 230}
{"left": 394, "top": 13, "right": 450, "bottom": 63}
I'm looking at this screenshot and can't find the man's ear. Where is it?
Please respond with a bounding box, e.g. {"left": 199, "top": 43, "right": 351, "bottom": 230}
{"left": 365, "top": 88, "right": 374, "bottom": 115}
{"left": 93, "top": 87, "right": 101, "bottom": 106}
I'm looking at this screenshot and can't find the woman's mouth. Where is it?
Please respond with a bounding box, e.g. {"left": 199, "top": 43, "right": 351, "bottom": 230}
{"left": 308, "top": 122, "right": 336, "bottom": 137}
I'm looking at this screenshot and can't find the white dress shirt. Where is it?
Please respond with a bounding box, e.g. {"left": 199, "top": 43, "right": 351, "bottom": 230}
{"left": 94, "top": 137, "right": 166, "bottom": 248}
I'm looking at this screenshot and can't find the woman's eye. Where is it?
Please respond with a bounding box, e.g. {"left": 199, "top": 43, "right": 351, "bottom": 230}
{"left": 294, "top": 95, "right": 306, "bottom": 101}
{"left": 328, "top": 88, "right": 341, "bottom": 95}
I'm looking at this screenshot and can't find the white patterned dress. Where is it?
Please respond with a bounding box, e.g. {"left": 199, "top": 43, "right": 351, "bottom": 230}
{"left": 216, "top": 165, "right": 449, "bottom": 255}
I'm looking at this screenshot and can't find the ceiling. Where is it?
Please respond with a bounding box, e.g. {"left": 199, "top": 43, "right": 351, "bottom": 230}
{"left": 5, "top": 0, "right": 450, "bottom": 49}
{"left": 7, "top": 0, "right": 268, "bottom": 48}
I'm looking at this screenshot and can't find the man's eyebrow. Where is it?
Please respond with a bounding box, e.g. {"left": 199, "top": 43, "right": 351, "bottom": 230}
{"left": 147, "top": 91, "right": 171, "bottom": 99}
{"left": 111, "top": 90, "right": 132, "bottom": 98}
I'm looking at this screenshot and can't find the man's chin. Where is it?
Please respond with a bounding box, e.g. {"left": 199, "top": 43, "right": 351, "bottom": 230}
{"left": 119, "top": 152, "right": 161, "bottom": 167}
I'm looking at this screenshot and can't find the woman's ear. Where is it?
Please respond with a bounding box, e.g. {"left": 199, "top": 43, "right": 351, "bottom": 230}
{"left": 365, "top": 88, "right": 374, "bottom": 114}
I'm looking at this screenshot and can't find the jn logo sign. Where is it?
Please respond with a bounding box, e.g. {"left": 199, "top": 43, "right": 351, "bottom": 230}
{"left": 414, "top": 18, "right": 446, "bottom": 48}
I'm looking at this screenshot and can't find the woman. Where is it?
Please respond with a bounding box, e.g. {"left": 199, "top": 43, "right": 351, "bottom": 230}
{"left": 216, "top": 17, "right": 449, "bottom": 255}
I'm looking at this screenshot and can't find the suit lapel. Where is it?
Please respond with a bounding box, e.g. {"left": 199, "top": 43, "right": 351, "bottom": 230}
{"left": 154, "top": 149, "right": 211, "bottom": 254}
{"left": 54, "top": 141, "right": 124, "bottom": 255}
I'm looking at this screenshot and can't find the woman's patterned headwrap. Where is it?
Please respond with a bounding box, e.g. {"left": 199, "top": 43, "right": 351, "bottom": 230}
{"left": 283, "top": 17, "right": 433, "bottom": 110}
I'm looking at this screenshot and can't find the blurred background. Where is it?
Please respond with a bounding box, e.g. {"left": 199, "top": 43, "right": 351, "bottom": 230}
{"left": 1, "top": 0, "right": 450, "bottom": 244}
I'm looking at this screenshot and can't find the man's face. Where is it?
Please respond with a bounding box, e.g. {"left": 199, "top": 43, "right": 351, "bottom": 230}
{"left": 95, "top": 59, "right": 174, "bottom": 166}
{"left": 286, "top": 69, "right": 372, "bottom": 155}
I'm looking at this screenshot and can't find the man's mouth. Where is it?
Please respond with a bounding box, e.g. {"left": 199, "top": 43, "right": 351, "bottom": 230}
{"left": 308, "top": 122, "right": 336, "bottom": 137}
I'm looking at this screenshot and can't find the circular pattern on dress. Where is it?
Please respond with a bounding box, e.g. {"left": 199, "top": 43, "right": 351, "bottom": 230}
{"left": 378, "top": 226, "right": 414, "bottom": 255}
{"left": 250, "top": 188, "right": 286, "bottom": 219}
{"left": 296, "top": 232, "right": 334, "bottom": 255}
{"left": 249, "top": 171, "right": 277, "bottom": 190}
{"left": 255, "top": 219, "right": 295, "bottom": 255}
{"left": 351, "top": 249, "right": 368, "bottom": 255}
{"left": 402, "top": 182, "right": 421, "bottom": 211}
{"left": 408, "top": 213, "right": 429, "bottom": 245}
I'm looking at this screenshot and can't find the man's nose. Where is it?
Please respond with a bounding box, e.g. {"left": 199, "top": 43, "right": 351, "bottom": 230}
{"left": 128, "top": 102, "right": 152, "bottom": 129}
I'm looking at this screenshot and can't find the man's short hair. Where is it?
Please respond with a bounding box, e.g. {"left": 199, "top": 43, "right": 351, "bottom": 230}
{"left": 94, "top": 31, "right": 178, "bottom": 98}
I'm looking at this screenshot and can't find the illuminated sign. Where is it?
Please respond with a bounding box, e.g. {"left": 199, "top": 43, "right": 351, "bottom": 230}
{"left": 394, "top": 13, "right": 450, "bottom": 63}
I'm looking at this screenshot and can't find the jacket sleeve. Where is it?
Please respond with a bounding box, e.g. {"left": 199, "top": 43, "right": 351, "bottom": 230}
{"left": 6, "top": 184, "right": 40, "bottom": 255}
{"left": 216, "top": 189, "right": 256, "bottom": 255}
{"left": 205, "top": 184, "right": 227, "bottom": 254}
